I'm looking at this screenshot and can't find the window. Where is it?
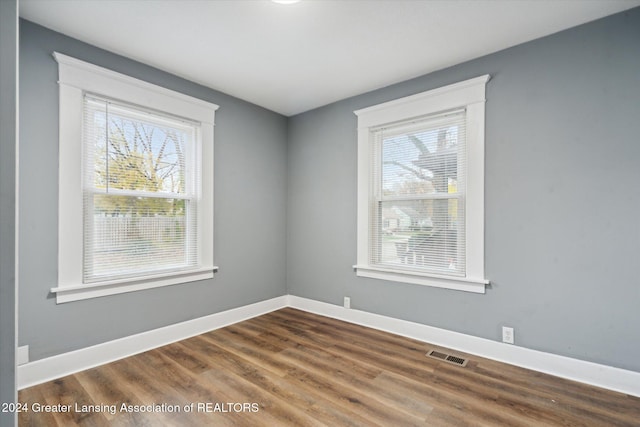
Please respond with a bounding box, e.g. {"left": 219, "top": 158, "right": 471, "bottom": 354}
{"left": 82, "top": 96, "right": 200, "bottom": 283}
{"left": 354, "top": 76, "right": 489, "bottom": 293}
{"left": 52, "top": 52, "right": 218, "bottom": 303}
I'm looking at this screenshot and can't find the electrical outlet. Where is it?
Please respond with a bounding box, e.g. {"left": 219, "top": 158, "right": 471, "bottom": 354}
{"left": 502, "top": 326, "right": 514, "bottom": 344}
{"left": 17, "top": 345, "right": 29, "bottom": 365}
{"left": 343, "top": 296, "right": 351, "bottom": 309}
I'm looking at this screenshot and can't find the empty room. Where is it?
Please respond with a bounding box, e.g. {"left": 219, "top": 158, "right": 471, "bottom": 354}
{"left": 1, "top": 0, "right": 640, "bottom": 425}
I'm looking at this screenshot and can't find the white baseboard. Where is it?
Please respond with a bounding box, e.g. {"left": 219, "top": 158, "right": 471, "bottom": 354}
{"left": 18, "top": 294, "right": 640, "bottom": 398}
{"left": 287, "top": 295, "right": 640, "bottom": 398}
{"left": 17, "top": 296, "right": 288, "bottom": 390}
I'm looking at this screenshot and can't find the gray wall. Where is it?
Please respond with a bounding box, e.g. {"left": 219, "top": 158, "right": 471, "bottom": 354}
{"left": 19, "top": 20, "right": 288, "bottom": 361}
{"left": 0, "top": 0, "right": 18, "bottom": 425}
{"left": 287, "top": 8, "right": 640, "bottom": 373}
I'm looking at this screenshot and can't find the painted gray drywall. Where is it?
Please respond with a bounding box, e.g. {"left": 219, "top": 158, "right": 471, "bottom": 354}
{"left": 0, "top": 0, "right": 18, "bottom": 425}
{"left": 19, "top": 20, "right": 288, "bottom": 361}
{"left": 287, "top": 8, "right": 640, "bottom": 372}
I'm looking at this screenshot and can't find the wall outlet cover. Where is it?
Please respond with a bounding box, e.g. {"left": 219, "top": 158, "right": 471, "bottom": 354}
{"left": 18, "top": 345, "right": 29, "bottom": 365}
{"left": 502, "top": 326, "right": 514, "bottom": 344}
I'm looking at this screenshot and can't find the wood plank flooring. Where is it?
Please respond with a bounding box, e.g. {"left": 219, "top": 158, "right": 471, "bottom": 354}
{"left": 18, "top": 308, "right": 640, "bottom": 426}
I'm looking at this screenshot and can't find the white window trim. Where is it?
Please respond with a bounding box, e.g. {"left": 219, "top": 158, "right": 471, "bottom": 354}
{"left": 51, "top": 52, "right": 219, "bottom": 303}
{"left": 354, "top": 75, "right": 490, "bottom": 293}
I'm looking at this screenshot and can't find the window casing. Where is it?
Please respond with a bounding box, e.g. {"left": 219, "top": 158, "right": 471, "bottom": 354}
{"left": 354, "top": 76, "right": 489, "bottom": 293}
{"left": 52, "top": 52, "right": 218, "bottom": 303}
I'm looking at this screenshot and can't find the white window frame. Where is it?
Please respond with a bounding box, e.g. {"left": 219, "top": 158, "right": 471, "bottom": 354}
{"left": 51, "top": 52, "right": 218, "bottom": 303}
{"left": 354, "top": 75, "right": 490, "bottom": 293}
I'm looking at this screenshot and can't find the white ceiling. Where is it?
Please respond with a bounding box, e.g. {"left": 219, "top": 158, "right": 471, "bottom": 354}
{"left": 19, "top": 0, "right": 640, "bottom": 116}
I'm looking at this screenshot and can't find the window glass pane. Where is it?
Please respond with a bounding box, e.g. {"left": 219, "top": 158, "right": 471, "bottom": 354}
{"left": 85, "top": 195, "right": 194, "bottom": 281}
{"left": 381, "top": 117, "right": 463, "bottom": 198}
{"left": 85, "top": 98, "right": 192, "bottom": 195}
{"left": 376, "top": 197, "right": 464, "bottom": 275}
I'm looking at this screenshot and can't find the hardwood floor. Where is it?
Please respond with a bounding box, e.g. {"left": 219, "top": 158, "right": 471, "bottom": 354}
{"left": 18, "top": 308, "right": 640, "bottom": 426}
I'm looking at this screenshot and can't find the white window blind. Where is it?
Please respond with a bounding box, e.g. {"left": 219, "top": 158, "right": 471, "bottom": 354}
{"left": 82, "top": 95, "right": 201, "bottom": 283}
{"left": 370, "top": 109, "right": 467, "bottom": 277}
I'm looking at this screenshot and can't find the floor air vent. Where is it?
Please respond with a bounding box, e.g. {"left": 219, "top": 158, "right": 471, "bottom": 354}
{"left": 426, "top": 349, "right": 469, "bottom": 367}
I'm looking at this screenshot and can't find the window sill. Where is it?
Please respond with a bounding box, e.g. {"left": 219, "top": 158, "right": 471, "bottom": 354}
{"left": 353, "top": 265, "right": 487, "bottom": 294}
{"left": 51, "top": 266, "right": 218, "bottom": 303}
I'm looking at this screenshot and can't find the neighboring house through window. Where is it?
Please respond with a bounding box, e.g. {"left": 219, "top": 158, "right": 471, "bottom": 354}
{"left": 354, "top": 75, "right": 490, "bottom": 293}
{"left": 52, "top": 53, "right": 218, "bottom": 303}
